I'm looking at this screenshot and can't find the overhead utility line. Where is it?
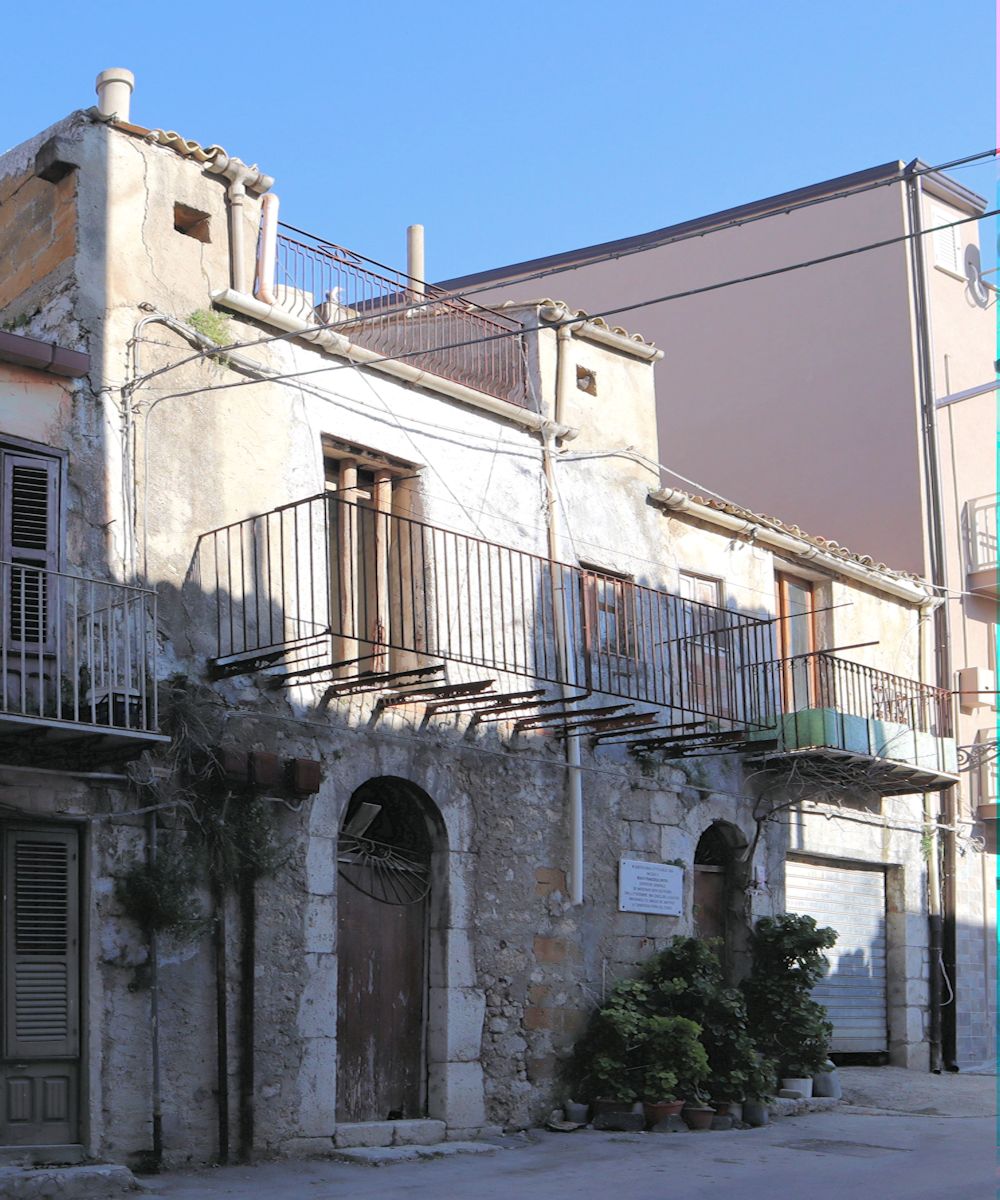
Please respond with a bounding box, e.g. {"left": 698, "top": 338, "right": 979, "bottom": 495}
{"left": 134, "top": 205, "right": 999, "bottom": 403}
{"left": 130, "top": 148, "right": 998, "bottom": 390}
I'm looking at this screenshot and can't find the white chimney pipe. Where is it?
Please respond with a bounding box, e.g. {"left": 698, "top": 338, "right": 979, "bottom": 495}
{"left": 95, "top": 68, "right": 135, "bottom": 122}
{"left": 407, "top": 224, "right": 425, "bottom": 297}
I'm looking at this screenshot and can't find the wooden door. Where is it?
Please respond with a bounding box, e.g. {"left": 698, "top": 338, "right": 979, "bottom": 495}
{"left": 336, "top": 861, "right": 428, "bottom": 1122}
{"left": 693, "top": 865, "right": 726, "bottom": 942}
{"left": 1, "top": 825, "right": 80, "bottom": 1147}
{"left": 776, "top": 573, "right": 817, "bottom": 710}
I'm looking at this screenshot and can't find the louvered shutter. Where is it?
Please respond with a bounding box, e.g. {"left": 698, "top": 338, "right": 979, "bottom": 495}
{"left": 1, "top": 452, "right": 60, "bottom": 647}
{"left": 3, "top": 827, "right": 80, "bottom": 1059}
{"left": 932, "top": 207, "right": 963, "bottom": 275}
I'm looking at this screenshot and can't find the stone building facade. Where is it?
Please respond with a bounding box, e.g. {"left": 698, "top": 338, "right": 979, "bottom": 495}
{"left": 0, "top": 74, "right": 959, "bottom": 1167}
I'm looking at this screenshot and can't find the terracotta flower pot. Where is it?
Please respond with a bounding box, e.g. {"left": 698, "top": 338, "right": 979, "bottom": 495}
{"left": 643, "top": 1099, "right": 685, "bottom": 1125}
{"left": 682, "top": 1104, "right": 716, "bottom": 1131}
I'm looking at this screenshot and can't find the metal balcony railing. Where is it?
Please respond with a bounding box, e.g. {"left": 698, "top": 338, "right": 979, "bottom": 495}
{"left": 198, "top": 494, "right": 776, "bottom": 733}
{"left": 780, "top": 651, "right": 951, "bottom": 740}
{"left": 266, "top": 225, "right": 531, "bottom": 408}
{"left": 0, "top": 561, "right": 159, "bottom": 733}
{"left": 965, "top": 493, "right": 998, "bottom": 572}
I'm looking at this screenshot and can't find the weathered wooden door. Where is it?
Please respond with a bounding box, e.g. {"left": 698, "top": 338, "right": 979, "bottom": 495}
{"left": 0, "top": 825, "right": 80, "bottom": 1147}
{"left": 336, "top": 864, "right": 427, "bottom": 1121}
{"left": 336, "top": 783, "right": 432, "bottom": 1123}
{"left": 693, "top": 864, "right": 726, "bottom": 942}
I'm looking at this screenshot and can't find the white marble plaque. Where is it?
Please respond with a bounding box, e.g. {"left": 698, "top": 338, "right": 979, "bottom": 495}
{"left": 618, "top": 858, "right": 683, "bottom": 916}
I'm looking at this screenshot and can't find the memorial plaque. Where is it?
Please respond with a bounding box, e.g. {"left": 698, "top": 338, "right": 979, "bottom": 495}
{"left": 618, "top": 858, "right": 683, "bottom": 916}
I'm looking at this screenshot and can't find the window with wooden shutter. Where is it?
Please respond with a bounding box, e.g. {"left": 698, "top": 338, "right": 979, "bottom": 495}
{"left": 1, "top": 450, "right": 60, "bottom": 649}
{"left": 3, "top": 827, "right": 80, "bottom": 1060}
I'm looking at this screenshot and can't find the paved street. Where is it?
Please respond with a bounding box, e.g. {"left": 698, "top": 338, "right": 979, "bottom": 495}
{"left": 141, "top": 1072, "right": 996, "bottom": 1200}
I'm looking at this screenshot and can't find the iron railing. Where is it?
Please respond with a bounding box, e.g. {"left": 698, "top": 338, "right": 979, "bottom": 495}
{"left": 780, "top": 650, "right": 950, "bottom": 739}
{"left": 265, "top": 225, "right": 530, "bottom": 408}
{"left": 0, "top": 561, "right": 159, "bottom": 732}
{"left": 964, "top": 493, "right": 998, "bottom": 573}
{"left": 198, "top": 494, "right": 776, "bottom": 732}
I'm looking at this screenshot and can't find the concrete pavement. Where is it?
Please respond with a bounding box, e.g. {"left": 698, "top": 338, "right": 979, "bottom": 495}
{"left": 135, "top": 1069, "right": 997, "bottom": 1200}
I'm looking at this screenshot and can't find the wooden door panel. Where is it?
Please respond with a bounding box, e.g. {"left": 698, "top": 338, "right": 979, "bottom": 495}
{"left": 336, "top": 862, "right": 426, "bottom": 1123}
{"left": 693, "top": 867, "right": 726, "bottom": 942}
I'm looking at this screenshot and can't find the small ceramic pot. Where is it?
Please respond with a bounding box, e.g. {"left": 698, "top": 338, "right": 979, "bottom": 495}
{"left": 742, "top": 1099, "right": 769, "bottom": 1127}
{"left": 781, "top": 1076, "right": 813, "bottom": 1099}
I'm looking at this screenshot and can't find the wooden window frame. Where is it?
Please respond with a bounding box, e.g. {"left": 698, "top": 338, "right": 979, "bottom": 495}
{"left": 776, "top": 572, "right": 819, "bottom": 710}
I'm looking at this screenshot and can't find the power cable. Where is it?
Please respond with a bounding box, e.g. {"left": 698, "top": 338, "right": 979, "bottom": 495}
{"left": 128, "top": 188, "right": 999, "bottom": 393}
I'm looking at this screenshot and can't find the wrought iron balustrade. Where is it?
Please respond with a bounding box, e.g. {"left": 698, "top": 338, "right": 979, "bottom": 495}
{"left": 265, "top": 225, "right": 530, "bottom": 408}
{"left": 965, "top": 493, "right": 998, "bottom": 573}
{"left": 198, "top": 494, "right": 775, "bottom": 733}
{"left": 0, "top": 561, "right": 159, "bottom": 733}
{"left": 780, "top": 650, "right": 950, "bottom": 739}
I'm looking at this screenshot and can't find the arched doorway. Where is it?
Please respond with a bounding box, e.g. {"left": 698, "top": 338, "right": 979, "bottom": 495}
{"left": 336, "top": 777, "right": 440, "bottom": 1122}
{"left": 693, "top": 822, "right": 748, "bottom": 977}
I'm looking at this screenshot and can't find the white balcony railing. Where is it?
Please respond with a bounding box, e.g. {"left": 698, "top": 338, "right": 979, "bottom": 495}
{"left": 966, "top": 494, "right": 999, "bottom": 573}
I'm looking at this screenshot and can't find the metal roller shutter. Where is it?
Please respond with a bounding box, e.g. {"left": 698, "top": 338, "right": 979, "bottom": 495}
{"left": 784, "top": 858, "right": 888, "bottom": 1054}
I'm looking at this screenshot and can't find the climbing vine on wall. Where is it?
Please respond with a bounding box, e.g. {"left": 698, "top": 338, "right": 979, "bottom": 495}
{"left": 117, "top": 674, "right": 287, "bottom": 942}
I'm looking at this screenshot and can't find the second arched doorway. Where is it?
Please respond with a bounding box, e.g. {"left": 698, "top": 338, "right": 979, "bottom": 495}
{"left": 693, "top": 821, "right": 748, "bottom": 978}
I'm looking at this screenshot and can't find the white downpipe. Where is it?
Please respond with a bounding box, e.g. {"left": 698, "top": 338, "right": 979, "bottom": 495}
{"left": 212, "top": 288, "right": 577, "bottom": 440}
{"left": 256, "top": 193, "right": 280, "bottom": 305}
{"left": 212, "top": 158, "right": 274, "bottom": 295}
{"left": 544, "top": 322, "right": 585, "bottom": 906}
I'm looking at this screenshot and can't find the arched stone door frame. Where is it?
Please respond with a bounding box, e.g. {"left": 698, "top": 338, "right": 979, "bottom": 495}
{"left": 693, "top": 820, "right": 751, "bottom": 979}
{"left": 334, "top": 776, "right": 447, "bottom": 1123}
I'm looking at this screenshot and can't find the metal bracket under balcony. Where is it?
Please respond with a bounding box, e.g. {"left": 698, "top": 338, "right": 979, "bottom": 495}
{"left": 746, "top": 652, "right": 958, "bottom": 795}
{"left": 198, "top": 493, "right": 777, "bottom": 750}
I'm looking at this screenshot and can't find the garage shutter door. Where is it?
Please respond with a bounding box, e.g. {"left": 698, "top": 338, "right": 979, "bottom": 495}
{"left": 784, "top": 858, "right": 888, "bottom": 1054}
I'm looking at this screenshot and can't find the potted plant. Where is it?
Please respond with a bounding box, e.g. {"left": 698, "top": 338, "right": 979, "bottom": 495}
{"left": 741, "top": 914, "right": 837, "bottom": 1099}
{"left": 740, "top": 1052, "right": 776, "bottom": 1126}
{"left": 574, "top": 980, "right": 651, "bottom": 1127}
{"left": 643, "top": 1014, "right": 708, "bottom": 1126}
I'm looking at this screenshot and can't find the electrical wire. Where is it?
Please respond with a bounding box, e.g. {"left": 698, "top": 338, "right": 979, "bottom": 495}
{"left": 435, "top": 150, "right": 998, "bottom": 299}
{"left": 127, "top": 200, "right": 1000, "bottom": 396}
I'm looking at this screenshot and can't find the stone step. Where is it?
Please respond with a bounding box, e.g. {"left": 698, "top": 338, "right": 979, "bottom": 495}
{"left": 333, "top": 1142, "right": 499, "bottom": 1167}
{"left": 0, "top": 1164, "right": 140, "bottom": 1199}
{"left": 333, "top": 1118, "right": 447, "bottom": 1149}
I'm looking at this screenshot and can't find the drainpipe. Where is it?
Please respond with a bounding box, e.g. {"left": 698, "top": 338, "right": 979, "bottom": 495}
{"left": 255, "top": 193, "right": 280, "bottom": 306}
{"left": 238, "top": 870, "right": 256, "bottom": 1161}
{"left": 212, "top": 875, "right": 230, "bottom": 1163}
{"left": 212, "top": 157, "right": 274, "bottom": 295}
{"left": 541, "top": 310, "right": 586, "bottom": 904}
{"left": 147, "top": 811, "right": 163, "bottom": 1167}
{"left": 925, "top": 794, "right": 943, "bottom": 1073}
{"left": 905, "top": 162, "right": 958, "bottom": 1071}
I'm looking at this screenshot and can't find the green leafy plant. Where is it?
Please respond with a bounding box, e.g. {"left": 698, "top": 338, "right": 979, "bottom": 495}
{"left": 639, "top": 936, "right": 774, "bottom": 1102}
{"left": 188, "top": 308, "right": 231, "bottom": 346}
{"left": 572, "top": 973, "right": 709, "bottom": 1104}
{"left": 741, "top": 914, "right": 837, "bottom": 1079}
{"left": 116, "top": 839, "right": 207, "bottom": 939}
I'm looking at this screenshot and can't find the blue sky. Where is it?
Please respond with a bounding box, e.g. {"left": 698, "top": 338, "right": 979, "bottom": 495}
{"left": 2, "top": 1, "right": 995, "bottom": 280}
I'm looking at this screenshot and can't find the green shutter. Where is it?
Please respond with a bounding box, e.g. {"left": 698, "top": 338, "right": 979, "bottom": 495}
{"left": 3, "top": 827, "right": 80, "bottom": 1059}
